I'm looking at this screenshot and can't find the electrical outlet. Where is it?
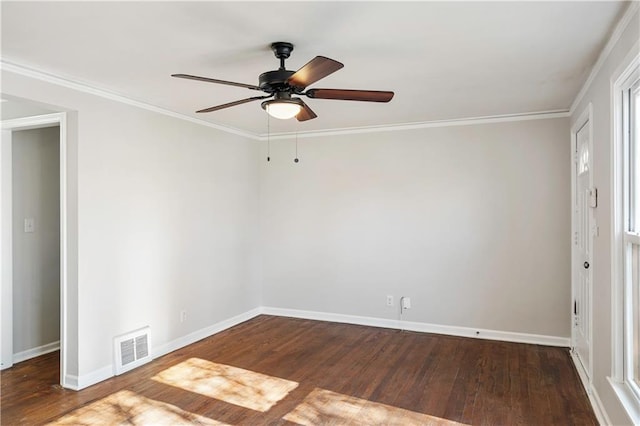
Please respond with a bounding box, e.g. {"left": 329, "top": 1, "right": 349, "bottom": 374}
{"left": 386, "top": 295, "right": 394, "bottom": 307}
{"left": 180, "top": 310, "right": 187, "bottom": 322}
{"left": 402, "top": 297, "right": 411, "bottom": 309}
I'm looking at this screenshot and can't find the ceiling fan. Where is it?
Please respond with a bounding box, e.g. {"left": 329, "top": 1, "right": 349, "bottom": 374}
{"left": 172, "top": 42, "right": 394, "bottom": 121}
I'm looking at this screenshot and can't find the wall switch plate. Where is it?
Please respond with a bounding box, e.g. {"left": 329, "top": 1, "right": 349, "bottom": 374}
{"left": 24, "top": 218, "right": 35, "bottom": 233}
{"left": 180, "top": 310, "right": 187, "bottom": 322}
{"left": 386, "top": 295, "right": 394, "bottom": 307}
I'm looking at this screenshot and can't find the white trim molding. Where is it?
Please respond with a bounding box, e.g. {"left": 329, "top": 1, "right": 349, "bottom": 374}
{"left": 0, "top": 59, "right": 259, "bottom": 141}
{"left": 1, "top": 113, "right": 63, "bottom": 131}
{"left": 261, "top": 307, "right": 571, "bottom": 347}
{"left": 153, "top": 307, "right": 262, "bottom": 359}
{"left": 570, "top": 1, "right": 640, "bottom": 115}
{"left": 13, "top": 341, "right": 60, "bottom": 364}
{"left": 570, "top": 351, "right": 612, "bottom": 425}
{"left": 65, "top": 365, "right": 114, "bottom": 391}
{"left": 2, "top": 59, "right": 571, "bottom": 142}
{"left": 1, "top": 112, "right": 70, "bottom": 388}
{"left": 65, "top": 307, "right": 263, "bottom": 391}
{"left": 258, "top": 110, "right": 570, "bottom": 141}
{"left": 610, "top": 46, "right": 640, "bottom": 389}
{"left": 62, "top": 306, "right": 574, "bottom": 391}
{"left": 62, "top": 374, "right": 78, "bottom": 390}
{"left": 0, "top": 130, "right": 12, "bottom": 371}
{"left": 609, "top": 376, "right": 640, "bottom": 426}
{"left": 610, "top": 46, "right": 640, "bottom": 426}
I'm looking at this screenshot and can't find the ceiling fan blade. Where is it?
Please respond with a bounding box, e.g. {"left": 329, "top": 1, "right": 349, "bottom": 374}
{"left": 172, "top": 74, "right": 262, "bottom": 91}
{"left": 306, "top": 89, "right": 394, "bottom": 103}
{"left": 196, "top": 96, "right": 270, "bottom": 113}
{"left": 296, "top": 100, "right": 317, "bottom": 122}
{"left": 287, "top": 56, "right": 344, "bottom": 89}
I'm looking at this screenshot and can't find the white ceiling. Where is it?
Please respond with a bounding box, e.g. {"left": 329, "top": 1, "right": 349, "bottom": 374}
{"left": 0, "top": 1, "right": 628, "bottom": 136}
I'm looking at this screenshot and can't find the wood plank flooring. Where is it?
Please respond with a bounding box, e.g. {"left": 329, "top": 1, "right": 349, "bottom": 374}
{"left": 1, "top": 315, "right": 597, "bottom": 425}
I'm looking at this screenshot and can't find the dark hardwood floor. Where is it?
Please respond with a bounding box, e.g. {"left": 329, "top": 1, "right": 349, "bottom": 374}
{"left": 1, "top": 315, "right": 597, "bottom": 425}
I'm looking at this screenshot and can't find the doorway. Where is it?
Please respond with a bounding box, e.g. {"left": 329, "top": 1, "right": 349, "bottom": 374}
{"left": 571, "top": 104, "right": 594, "bottom": 383}
{"left": 1, "top": 112, "right": 68, "bottom": 388}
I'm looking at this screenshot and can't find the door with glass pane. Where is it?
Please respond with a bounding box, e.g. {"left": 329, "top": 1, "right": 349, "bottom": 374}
{"left": 574, "top": 119, "right": 592, "bottom": 379}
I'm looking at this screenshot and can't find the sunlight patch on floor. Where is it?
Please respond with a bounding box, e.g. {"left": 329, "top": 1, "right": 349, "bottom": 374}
{"left": 47, "top": 389, "right": 226, "bottom": 425}
{"left": 152, "top": 357, "right": 298, "bottom": 412}
{"left": 284, "top": 388, "right": 469, "bottom": 426}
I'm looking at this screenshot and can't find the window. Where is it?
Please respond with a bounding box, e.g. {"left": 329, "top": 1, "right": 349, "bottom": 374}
{"left": 612, "top": 56, "right": 640, "bottom": 423}
{"left": 623, "top": 72, "right": 640, "bottom": 397}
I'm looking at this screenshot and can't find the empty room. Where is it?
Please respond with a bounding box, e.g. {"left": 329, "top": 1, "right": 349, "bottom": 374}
{"left": 1, "top": 1, "right": 639, "bottom": 425}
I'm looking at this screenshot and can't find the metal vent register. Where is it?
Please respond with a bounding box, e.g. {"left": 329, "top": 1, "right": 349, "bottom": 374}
{"left": 114, "top": 327, "right": 152, "bottom": 375}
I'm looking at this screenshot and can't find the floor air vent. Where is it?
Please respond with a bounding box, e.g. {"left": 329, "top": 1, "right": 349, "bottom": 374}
{"left": 114, "top": 326, "right": 152, "bottom": 375}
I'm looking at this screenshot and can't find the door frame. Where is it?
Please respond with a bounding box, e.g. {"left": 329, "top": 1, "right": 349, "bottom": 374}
{"left": 570, "top": 103, "right": 594, "bottom": 384}
{"left": 0, "top": 112, "right": 68, "bottom": 387}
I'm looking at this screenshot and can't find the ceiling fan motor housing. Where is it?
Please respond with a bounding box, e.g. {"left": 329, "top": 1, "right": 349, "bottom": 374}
{"left": 258, "top": 69, "right": 296, "bottom": 93}
{"left": 258, "top": 42, "right": 303, "bottom": 93}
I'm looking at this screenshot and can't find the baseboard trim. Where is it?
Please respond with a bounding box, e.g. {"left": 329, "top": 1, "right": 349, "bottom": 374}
{"left": 67, "top": 307, "right": 263, "bottom": 391}
{"left": 63, "top": 365, "right": 113, "bottom": 391}
{"left": 62, "top": 306, "right": 571, "bottom": 391}
{"left": 63, "top": 374, "right": 79, "bottom": 390}
{"left": 13, "top": 340, "right": 60, "bottom": 364}
{"left": 153, "top": 307, "right": 263, "bottom": 359}
{"left": 402, "top": 318, "right": 570, "bottom": 347}
{"left": 261, "top": 307, "right": 571, "bottom": 347}
{"left": 76, "top": 365, "right": 113, "bottom": 391}
{"left": 571, "top": 351, "right": 612, "bottom": 425}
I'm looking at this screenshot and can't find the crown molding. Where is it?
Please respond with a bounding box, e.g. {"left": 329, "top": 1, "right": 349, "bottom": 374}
{"left": 570, "top": 1, "right": 639, "bottom": 116}
{"left": 0, "top": 59, "right": 260, "bottom": 140}
{"left": 2, "top": 58, "right": 570, "bottom": 142}
{"left": 258, "top": 109, "right": 570, "bottom": 141}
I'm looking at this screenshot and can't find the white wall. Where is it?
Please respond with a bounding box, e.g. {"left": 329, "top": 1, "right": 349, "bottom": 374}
{"left": 76, "top": 103, "right": 261, "bottom": 377}
{"left": 1, "top": 70, "right": 262, "bottom": 383}
{"left": 12, "top": 126, "right": 60, "bottom": 354}
{"left": 7, "top": 10, "right": 635, "bottom": 399}
{"left": 1, "top": 99, "right": 54, "bottom": 120}
{"left": 261, "top": 117, "right": 570, "bottom": 338}
{"left": 570, "top": 4, "right": 639, "bottom": 425}
{"left": 0, "top": 67, "right": 582, "bottom": 393}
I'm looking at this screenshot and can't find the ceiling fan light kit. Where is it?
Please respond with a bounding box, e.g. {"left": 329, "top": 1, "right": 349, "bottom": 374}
{"left": 261, "top": 95, "right": 303, "bottom": 120}
{"left": 172, "top": 41, "right": 394, "bottom": 121}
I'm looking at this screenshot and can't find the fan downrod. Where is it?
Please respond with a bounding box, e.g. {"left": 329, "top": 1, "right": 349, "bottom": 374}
{"left": 259, "top": 42, "right": 296, "bottom": 92}
{"left": 272, "top": 42, "right": 293, "bottom": 70}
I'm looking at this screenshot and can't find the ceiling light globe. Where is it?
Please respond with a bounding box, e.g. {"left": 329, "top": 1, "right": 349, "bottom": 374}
{"left": 263, "top": 100, "right": 302, "bottom": 120}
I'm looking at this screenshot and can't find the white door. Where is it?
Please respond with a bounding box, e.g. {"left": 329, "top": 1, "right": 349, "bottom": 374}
{"left": 574, "top": 120, "right": 592, "bottom": 379}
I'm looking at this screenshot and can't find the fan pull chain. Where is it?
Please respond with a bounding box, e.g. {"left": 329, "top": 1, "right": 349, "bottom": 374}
{"left": 294, "top": 132, "right": 299, "bottom": 163}
{"left": 267, "top": 113, "right": 271, "bottom": 162}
